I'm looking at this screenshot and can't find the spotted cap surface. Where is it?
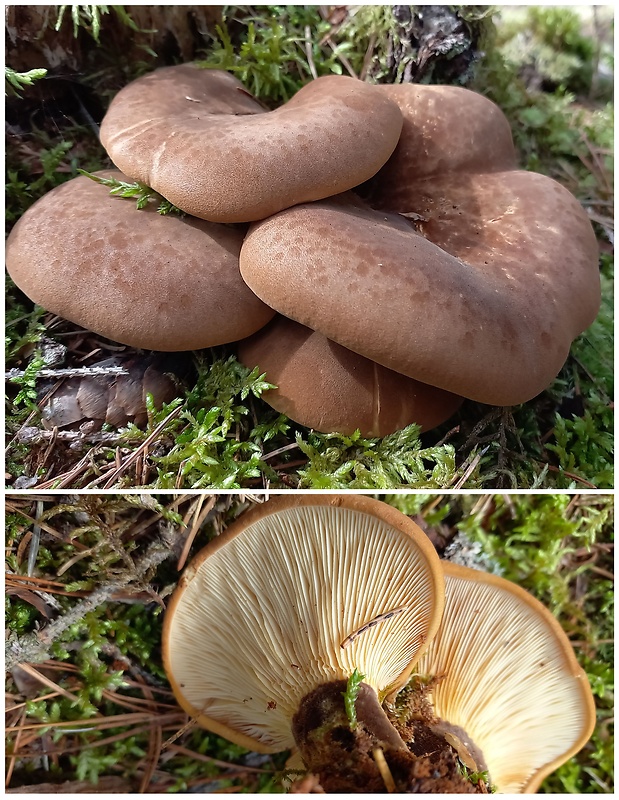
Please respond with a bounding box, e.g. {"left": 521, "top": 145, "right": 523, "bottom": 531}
{"left": 6, "top": 170, "right": 275, "bottom": 350}
{"left": 100, "top": 65, "right": 403, "bottom": 223}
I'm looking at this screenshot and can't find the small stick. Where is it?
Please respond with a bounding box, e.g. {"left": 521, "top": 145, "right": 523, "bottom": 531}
{"left": 5, "top": 707, "right": 26, "bottom": 788}
{"left": 444, "top": 732, "right": 478, "bottom": 771}
{"left": 13, "top": 663, "right": 82, "bottom": 704}
{"left": 177, "top": 496, "right": 216, "bottom": 570}
{"left": 340, "top": 606, "right": 408, "bottom": 649}
{"left": 262, "top": 441, "right": 301, "bottom": 461}
{"left": 359, "top": 32, "right": 377, "bottom": 81}
{"left": 162, "top": 697, "right": 213, "bottom": 750}
{"left": 6, "top": 365, "right": 129, "bottom": 380}
{"left": 372, "top": 747, "right": 396, "bottom": 792}
{"left": 16, "top": 427, "right": 135, "bottom": 445}
{"left": 304, "top": 25, "right": 318, "bottom": 80}
{"left": 450, "top": 446, "right": 490, "bottom": 489}
{"left": 326, "top": 39, "right": 358, "bottom": 78}
{"left": 101, "top": 405, "right": 182, "bottom": 488}
{"left": 26, "top": 501, "right": 44, "bottom": 576}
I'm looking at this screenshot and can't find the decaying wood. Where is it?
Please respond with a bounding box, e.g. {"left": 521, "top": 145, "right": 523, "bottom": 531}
{"left": 366, "top": 5, "right": 487, "bottom": 85}
{"left": 6, "top": 5, "right": 223, "bottom": 72}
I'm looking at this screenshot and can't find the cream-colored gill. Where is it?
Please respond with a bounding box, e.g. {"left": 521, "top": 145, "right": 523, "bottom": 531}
{"left": 416, "top": 562, "right": 596, "bottom": 793}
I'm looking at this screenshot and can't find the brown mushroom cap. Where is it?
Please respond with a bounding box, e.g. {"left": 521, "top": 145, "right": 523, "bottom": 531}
{"left": 100, "top": 65, "right": 404, "bottom": 223}
{"left": 237, "top": 315, "right": 463, "bottom": 435}
{"left": 374, "top": 83, "right": 518, "bottom": 179}
{"left": 162, "top": 495, "right": 444, "bottom": 753}
{"left": 416, "top": 562, "right": 596, "bottom": 793}
{"left": 240, "top": 165, "right": 599, "bottom": 405}
{"left": 5, "top": 170, "right": 275, "bottom": 351}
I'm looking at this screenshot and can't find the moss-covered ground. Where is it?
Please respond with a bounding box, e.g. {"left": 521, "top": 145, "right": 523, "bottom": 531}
{"left": 5, "top": 5, "right": 614, "bottom": 489}
{"left": 4, "top": 492, "right": 613, "bottom": 793}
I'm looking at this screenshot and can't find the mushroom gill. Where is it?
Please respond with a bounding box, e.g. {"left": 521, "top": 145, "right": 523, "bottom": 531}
{"left": 415, "top": 562, "right": 596, "bottom": 793}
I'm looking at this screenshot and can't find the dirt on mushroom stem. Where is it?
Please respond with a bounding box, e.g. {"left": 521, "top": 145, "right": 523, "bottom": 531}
{"left": 291, "top": 678, "right": 489, "bottom": 793}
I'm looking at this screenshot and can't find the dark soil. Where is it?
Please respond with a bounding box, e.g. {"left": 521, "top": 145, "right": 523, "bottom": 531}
{"left": 291, "top": 680, "right": 486, "bottom": 793}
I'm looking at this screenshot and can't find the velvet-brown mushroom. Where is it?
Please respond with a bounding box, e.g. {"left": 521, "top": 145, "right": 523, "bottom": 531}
{"left": 240, "top": 83, "right": 600, "bottom": 406}
{"left": 372, "top": 84, "right": 518, "bottom": 180}
{"left": 5, "top": 170, "right": 275, "bottom": 351}
{"left": 237, "top": 315, "right": 463, "bottom": 436}
{"left": 100, "top": 65, "right": 404, "bottom": 223}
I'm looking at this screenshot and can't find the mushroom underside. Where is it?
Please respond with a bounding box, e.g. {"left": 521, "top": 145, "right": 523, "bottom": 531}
{"left": 163, "top": 498, "right": 444, "bottom": 753}
{"left": 416, "top": 563, "right": 596, "bottom": 793}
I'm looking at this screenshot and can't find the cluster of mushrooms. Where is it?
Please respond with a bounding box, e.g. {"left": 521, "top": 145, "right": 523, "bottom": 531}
{"left": 6, "top": 64, "right": 601, "bottom": 436}
{"left": 163, "top": 495, "right": 595, "bottom": 794}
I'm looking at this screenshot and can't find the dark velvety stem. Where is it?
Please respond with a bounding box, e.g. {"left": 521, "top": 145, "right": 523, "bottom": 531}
{"left": 292, "top": 680, "right": 407, "bottom": 754}
{"left": 291, "top": 680, "right": 406, "bottom": 792}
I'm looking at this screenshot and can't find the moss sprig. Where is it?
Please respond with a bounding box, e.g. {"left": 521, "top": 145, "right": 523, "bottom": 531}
{"left": 77, "top": 169, "right": 184, "bottom": 215}
{"left": 343, "top": 668, "right": 365, "bottom": 732}
{"left": 5, "top": 66, "right": 48, "bottom": 97}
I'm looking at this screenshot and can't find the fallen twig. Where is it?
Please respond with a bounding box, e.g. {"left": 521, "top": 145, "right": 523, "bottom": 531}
{"left": 5, "top": 534, "right": 177, "bottom": 671}
{"left": 16, "top": 426, "right": 141, "bottom": 446}
{"left": 6, "top": 365, "right": 129, "bottom": 380}
{"left": 303, "top": 24, "right": 318, "bottom": 79}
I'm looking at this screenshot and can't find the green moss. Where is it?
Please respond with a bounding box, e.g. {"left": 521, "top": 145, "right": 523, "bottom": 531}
{"left": 343, "top": 668, "right": 365, "bottom": 731}
{"left": 147, "top": 357, "right": 281, "bottom": 489}
{"left": 496, "top": 6, "right": 603, "bottom": 97}
{"left": 78, "top": 169, "right": 185, "bottom": 214}
{"left": 54, "top": 5, "right": 151, "bottom": 45}
{"left": 6, "top": 596, "right": 41, "bottom": 635}
{"left": 197, "top": 6, "right": 352, "bottom": 103}
{"left": 6, "top": 137, "right": 78, "bottom": 224}
{"left": 296, "top": 427, "right": 456, "bottom": 489}
{"left": 5, "top": 66, "right": 48, "bottom": 97}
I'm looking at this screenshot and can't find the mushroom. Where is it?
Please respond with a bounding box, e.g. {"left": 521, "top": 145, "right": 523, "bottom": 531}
{"left": 5, "top": 170, "right": 275, "bottom": 351}
{"left": 239, "top": 86, "right": 600, "bottom": 406}
{"left": 237, "top": 315, "right": 463, "bottom": 436}
{"left": 163, "top": 496, "right": 595, "bottom": 792}
{"left": 415, "top": 561, "right": 597, "bottom": 793}
{"left": 162, "top": 495, "right": 444, "bottom": 754}
{"left": 100, "top": 64, "right": 404, "bottom": 223}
